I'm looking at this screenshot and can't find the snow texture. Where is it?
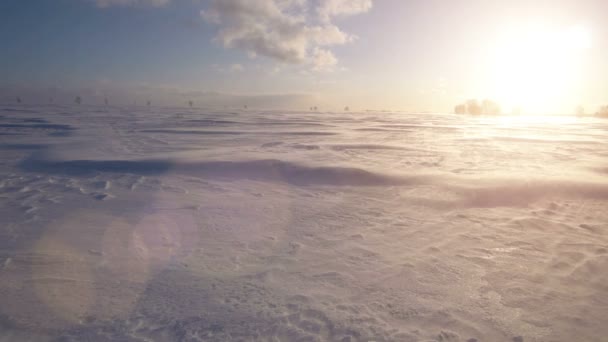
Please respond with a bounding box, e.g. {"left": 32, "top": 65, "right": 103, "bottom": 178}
{"left": 1, "top": 105, "right": 607, "bottom": 341}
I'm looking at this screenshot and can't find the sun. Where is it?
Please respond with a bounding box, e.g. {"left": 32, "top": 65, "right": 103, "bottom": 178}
{"left": 488, "top": 24, "right": 591, "bottom": 114}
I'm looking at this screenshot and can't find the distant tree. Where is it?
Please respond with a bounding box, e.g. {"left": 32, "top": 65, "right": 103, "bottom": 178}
{"left": 105, "top": 98, "right": 109, "bottom": 106}
{"left": 75, "top": 96, "right": 82, "bottom": 105}
{"left": 344, "top": 106, "right": 350, "bottom": 111}
{"left": 455, "top": 99, "right": 501, "bottom": 115}
{"left": 16, "top": 96, "right": 22, "bottom": 103}
{"left": 49, "top": 97, "right": 54, "bottom": 104}
{"left": 147, "top": 100, "right": 151, "bottom": 106}
{"left": 454, "top": 104, "right": 466, "bottom": 114}
{"left": 466, "top": 99, "right": 481, "bottom": 115}
{"left": 189, "top": 100, "right": 193, "bottom": 108}
{"left": 597, "top": 106, "right": 608, "bottom": 118}
{"left": 482, "top": 99, "right": 501, "bottom": 115}
{"left": 244, "top": 105, "right": 248, "bottom": 109}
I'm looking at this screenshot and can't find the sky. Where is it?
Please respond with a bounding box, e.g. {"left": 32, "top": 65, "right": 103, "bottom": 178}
{"left": 1, "top": 0, "right": 607, "bottom": 113}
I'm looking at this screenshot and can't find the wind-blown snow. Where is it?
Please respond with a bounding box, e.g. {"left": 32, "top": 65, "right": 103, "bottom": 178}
{"left": 1, "top": 105, "right": 607, "bottom": 341}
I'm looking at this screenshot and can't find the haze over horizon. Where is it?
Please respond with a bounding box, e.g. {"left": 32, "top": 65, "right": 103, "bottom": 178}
{"left": 2, "top": 0, "right": 608, "bottom": 113}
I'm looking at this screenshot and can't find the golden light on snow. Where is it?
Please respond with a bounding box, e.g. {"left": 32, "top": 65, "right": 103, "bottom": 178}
{"left": 494, "top": 113, "right": 581, "bottom": 126}
{"left": 488, "top": 24, "right": 592, "bottom": 114}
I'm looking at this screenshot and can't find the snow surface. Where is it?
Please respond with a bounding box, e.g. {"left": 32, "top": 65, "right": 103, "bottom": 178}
{"left": 0, "top": 105, "right": 607, "bottom": 341}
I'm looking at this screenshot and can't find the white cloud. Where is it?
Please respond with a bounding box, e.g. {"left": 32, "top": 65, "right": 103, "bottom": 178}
{"left": 202, "top": 0, "right": 372, "bottom": 70}
{"left": 316, "top": 0, "right": 373, "bottom": 22}
{"left": 93, "top": 0, "right": 170, "bottom": 8}
{"left": 311, "top": 47, "right": 338, "bottom": 71}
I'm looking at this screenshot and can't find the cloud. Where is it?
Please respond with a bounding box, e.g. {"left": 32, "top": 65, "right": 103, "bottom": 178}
{"left": 317, "top": 0, "right": 373, "bottom": 22}
{"left": 93, "top": 0, "right": 170, "bottom": 8}
{"left": 202, "top": 0, "right": 372, "bottom": 69}
{"left": 311, "top": 48, "right": 338, "bottom": 71}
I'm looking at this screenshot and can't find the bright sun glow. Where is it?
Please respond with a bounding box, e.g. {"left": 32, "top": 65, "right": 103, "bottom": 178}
{"left": 489, "top": 24, "right": 591, "bottom": 114}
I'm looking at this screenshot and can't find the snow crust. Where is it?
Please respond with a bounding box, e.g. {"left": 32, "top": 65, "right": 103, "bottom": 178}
{"left": 1, "top": 105, "right": 607, "bottom": 341}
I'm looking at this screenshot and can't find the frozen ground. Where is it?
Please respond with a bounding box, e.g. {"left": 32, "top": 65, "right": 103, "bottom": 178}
{"left": 0, "top": 105, "right": 607, "bottom": 342}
